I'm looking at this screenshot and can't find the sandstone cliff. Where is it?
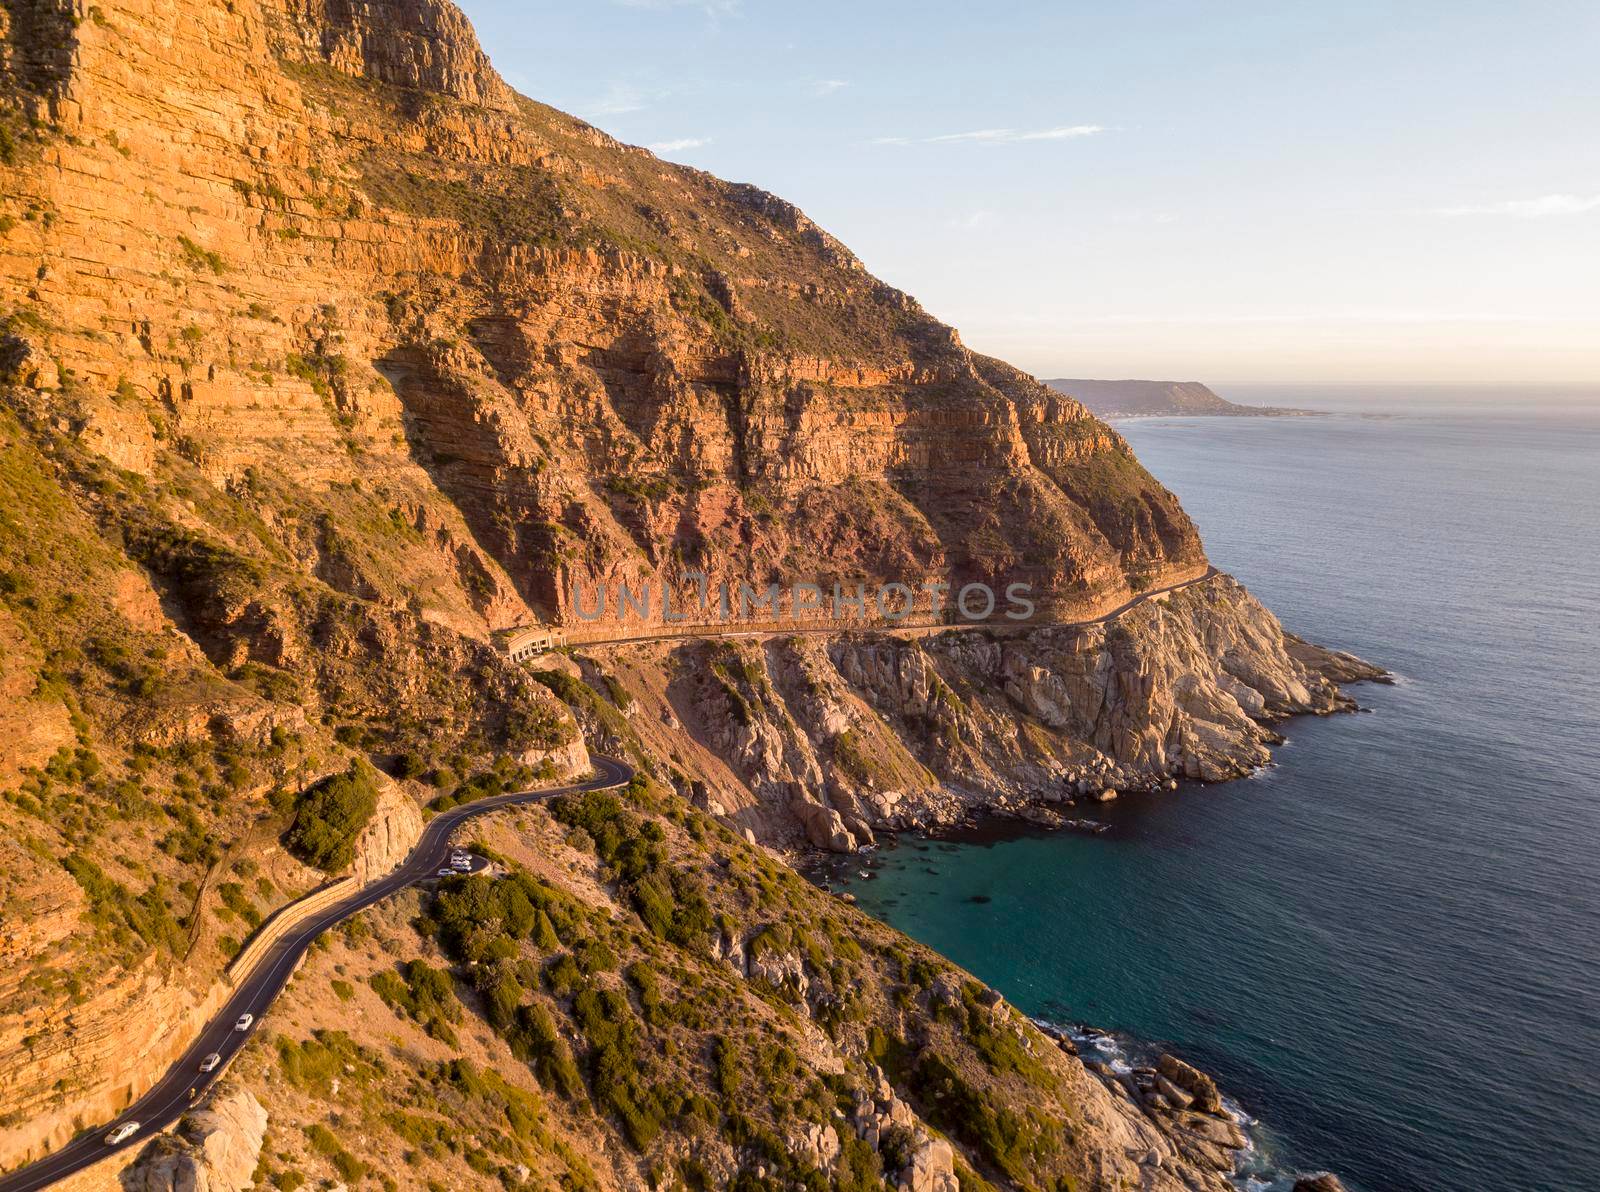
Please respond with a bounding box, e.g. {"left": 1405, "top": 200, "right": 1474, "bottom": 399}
{"left": 2, "top": 0, "right": 1203, "bottom": 645}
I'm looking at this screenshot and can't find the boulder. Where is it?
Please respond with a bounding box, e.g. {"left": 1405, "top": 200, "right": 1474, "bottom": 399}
{"left": 897, "top": 1135, "right": 959, "bottom": 1192}
{"left": 746, "top": 948, "right": 809, "bottom": 1001}
{"left": 1157, "top": 1053, "right": 1223, "bottom": 1115}
{"left": 786, "top": 1122, "right": 841, "bottom": 1169}
{"left": 795, "top": 799, "right": 859, "bottom": 852}
{"left": 1152, "top": 1073, "right": 1194, "bottom": 1109}
{"left": 1293, "top": 1177, "right": 1349, "bottom": 1192}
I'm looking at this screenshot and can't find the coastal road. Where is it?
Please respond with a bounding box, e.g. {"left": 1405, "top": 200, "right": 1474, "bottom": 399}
{"left": 0, "top": 756, "right": 634, "bottom": 1192}
{"left": 558, "top": 565, "right": 1222, "bottom": 651}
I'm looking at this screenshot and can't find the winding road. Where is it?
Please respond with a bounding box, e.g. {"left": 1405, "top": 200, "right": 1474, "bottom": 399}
{"left": 1, "top": 569, "right": 1221, "bottom": 1189}
{"left": 0, "top": 756, "right": 634, "bottom": 1192}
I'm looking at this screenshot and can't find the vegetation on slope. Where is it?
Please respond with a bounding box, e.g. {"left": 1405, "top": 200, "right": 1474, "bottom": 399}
{"left": 232, "top": 743, "right": 1123, "bottom": 1192}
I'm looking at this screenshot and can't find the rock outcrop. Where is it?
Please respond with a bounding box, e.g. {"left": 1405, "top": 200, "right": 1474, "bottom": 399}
{"left": 347, "top": 771, "right": 427, "bottom": 885}
{"left": 121, "top": 1083, "right": 267, "bottom": 1192}
{"left": 1157, "top": 1053, "right": 1225, "bottom": 1115}
{"left": 1293, "top": 1177, "right": 1350, "bottom": 1192}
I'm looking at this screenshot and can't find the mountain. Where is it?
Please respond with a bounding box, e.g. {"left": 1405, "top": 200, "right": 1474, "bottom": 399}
{"left": 1045, "top": 379, "right": 1311, "bottom": 418}
{"left": 0, "top": 2, "right": 1378, "bottom": 1188}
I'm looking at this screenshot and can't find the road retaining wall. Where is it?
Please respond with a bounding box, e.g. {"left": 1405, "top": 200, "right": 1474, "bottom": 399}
{"left": 224, "top": 877, "right": 355, "bottom": 986}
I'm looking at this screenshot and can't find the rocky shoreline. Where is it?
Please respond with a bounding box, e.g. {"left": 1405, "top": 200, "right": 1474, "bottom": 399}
{"left": 1051, "top": 1025, "right": 1350, "bottom": 1192}
{"left": 796, "top": 660, "right": 1391, "bottom": 1192}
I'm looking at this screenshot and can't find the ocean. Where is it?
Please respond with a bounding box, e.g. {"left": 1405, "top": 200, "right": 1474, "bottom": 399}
{"left": 816, "top": 387, "right": 1600, "bottom": 1191}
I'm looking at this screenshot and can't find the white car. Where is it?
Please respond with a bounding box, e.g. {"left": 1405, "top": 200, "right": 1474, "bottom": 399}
{"left": 451, "top": 855, "right": 472, "bottom": 870}
{"left": 198, "top": 1052, "right": 222, "bottom": 1073}
{"left": 233, "top": 1013, "right": 254, "bottom": 1032}
{"left": 436, "top": 867, "right": 455, "bottom": 877}
{"left": 104, "top": 1121, "right": 140, "bottom": 1146}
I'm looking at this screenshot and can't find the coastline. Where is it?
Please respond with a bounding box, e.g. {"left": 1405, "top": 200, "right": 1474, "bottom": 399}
{"left": 798, "top": 660, "right": 1392, "bottom": 1192}
{"left": 804, "top": 813, "right": 1344, "bottom": 1192}
{"left": 1102, "top": 407, "right": 1325, "bottom": 421}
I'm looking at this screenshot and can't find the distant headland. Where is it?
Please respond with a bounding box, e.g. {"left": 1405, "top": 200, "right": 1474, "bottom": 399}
{"left": 1046, "top": 378, "right": 1317, "bottom": 419}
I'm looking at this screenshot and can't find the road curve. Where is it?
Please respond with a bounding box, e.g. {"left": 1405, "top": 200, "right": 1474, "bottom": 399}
{"left": 1, "top": 570, "right": 1223, "bottom": 1189}
{"left": 0, "top": 756, "right": 635, "bottom": 1192}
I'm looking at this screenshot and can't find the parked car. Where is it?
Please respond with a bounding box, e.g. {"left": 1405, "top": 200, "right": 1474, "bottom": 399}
{"left": 436, "top": 867, "right": 455, "bottom": 877}
{"left": 451, "top": 855, "right": 472, "bottom": 870}
{"left": 104, "top": 1122, "right": 140, "bottom": 1146}
{"left": 233, "top": 1013, "right": 254, "bottom": 1032}
{"left": 198, "top": 1052, "right": 222, "bottom": 1073}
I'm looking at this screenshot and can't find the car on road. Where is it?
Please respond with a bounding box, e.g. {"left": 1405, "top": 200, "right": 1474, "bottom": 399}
{"left": 104, "top": 1122, "right": 140, "bottom": 1146}
{"left": 233, "top": 1013, "right": 254, "bottom": 1032}
{"left": 198, "top": 1052, "right": 222, "bottom": 1072}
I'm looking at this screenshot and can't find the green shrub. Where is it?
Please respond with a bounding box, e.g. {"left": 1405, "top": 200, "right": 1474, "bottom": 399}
{"left": 284, "top": 760, "right": 378, "bottom": 871}
{"left": 510, "top": 1002, "right": 583, "bottom": 1101}
{"left": 60, "top": 853, "right": 184, "bottom": 955}
{"left": 217, "top": 881, "right": 261, "bottom": 929}
{"left": 369, "top": 962, "right": 460, "bottom": 1043}
{"left": 177, "top": 235, "right": 226, "bottom": 275}
{"left": 277, "top": 1030, "right": 363, "bottom": 1095}
{"left": 304, "top": 1122, "right": 366, "bottom": 1183}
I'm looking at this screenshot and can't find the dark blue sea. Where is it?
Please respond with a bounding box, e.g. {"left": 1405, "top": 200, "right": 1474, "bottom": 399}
{"left": 820, "top": 387, "right": 1600, "bottom": 1191}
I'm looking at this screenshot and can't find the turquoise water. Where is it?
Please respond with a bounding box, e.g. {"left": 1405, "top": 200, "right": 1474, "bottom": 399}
{"left": 820, "top": 388, "right": 1600, "bottom": 1192}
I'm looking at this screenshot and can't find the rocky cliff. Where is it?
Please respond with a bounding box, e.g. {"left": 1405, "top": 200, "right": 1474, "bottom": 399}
{"left": 1, "top": 0, "right": 1203, "bottom": 643}
{"left": 562, "top": 575, "right": 1382, "bottom": 851}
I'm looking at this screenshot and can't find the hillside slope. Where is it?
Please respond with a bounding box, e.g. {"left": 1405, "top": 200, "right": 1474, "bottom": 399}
{"left": 2, "top": 0, "right": 1205, "bottom": 643}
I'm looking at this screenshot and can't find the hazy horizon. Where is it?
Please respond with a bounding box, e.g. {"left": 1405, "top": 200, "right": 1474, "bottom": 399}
{"left": 455, "top": 0, "right": 1598, "bottom": 387}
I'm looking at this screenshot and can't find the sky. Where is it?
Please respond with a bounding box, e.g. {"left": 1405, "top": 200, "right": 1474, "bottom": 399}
{"left": 453, "top": 0, "right": 1599, "bottom": 386}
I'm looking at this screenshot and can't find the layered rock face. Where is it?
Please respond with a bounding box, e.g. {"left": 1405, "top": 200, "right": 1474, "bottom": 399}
{"left": 1, "top": 0, "right": 1203, "bottom": 644}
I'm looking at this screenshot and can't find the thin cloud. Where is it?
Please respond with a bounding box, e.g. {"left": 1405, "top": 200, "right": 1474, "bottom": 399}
{"left": 648, "top": 137, "right": 712, "bottom": 154}
{"left": 1431, "top": 193, "right": 1600, "bottom": 218}
{"left": 874, "top": 124, "right": 1106, "bottom": 147}
{"left": 811, "top": 79, "right": 849, "bottom": 97}
{"left": 586, "top": 82, "right": 651, "bottom": 117}
{"left": 614, "top": 0, "right": 741, "bottom": 14}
